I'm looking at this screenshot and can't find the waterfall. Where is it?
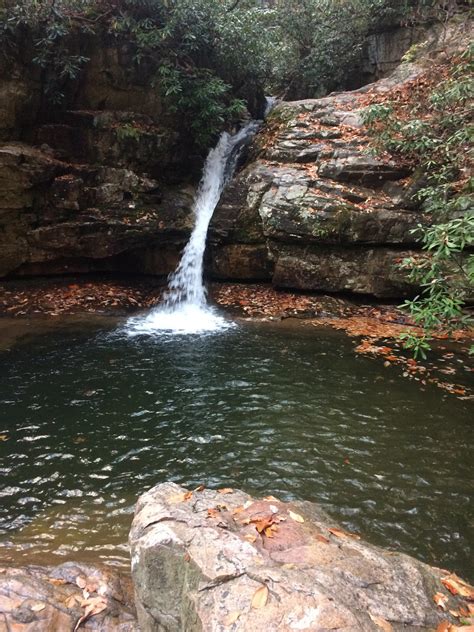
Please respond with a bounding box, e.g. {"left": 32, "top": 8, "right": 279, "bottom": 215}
{"left": 126, "top": 120, "right": 260, "bottom": 335}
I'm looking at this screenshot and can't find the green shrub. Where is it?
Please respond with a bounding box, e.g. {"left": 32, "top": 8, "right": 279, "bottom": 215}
{"left": 363, "top": 45, "right": 474, "bottom": 356}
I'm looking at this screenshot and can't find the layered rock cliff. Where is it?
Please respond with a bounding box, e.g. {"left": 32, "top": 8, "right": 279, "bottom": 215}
{"left": 0, "top": 18, "right": 469, "bottom": 298}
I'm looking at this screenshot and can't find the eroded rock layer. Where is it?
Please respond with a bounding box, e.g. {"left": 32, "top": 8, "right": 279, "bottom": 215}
{"left": 208, "top": 64, "right": 434, "bottom": 297}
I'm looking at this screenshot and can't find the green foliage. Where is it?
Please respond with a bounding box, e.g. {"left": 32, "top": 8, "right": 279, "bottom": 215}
{"left": 0, "top": 0, "right": 91, "bottom": 103}
{"left": 109, "top": 0, "right": 259, "bottom": 148}
{"left": 363, "top": 45, "right": 474, "bottom": 356}
{"left": 0, "top": 0, "right": 469, "bottom": 146}
{"left": 115, "top": 122, "right": 143, "bottom": 142}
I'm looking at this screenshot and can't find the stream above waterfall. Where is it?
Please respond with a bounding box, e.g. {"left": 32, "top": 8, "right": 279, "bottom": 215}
{"left": 0, "top": 317, "right": 472, "bottom": 580}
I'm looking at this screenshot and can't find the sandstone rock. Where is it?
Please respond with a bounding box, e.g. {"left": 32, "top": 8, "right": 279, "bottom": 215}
{"left": 270, "top": 244, "right": 417, "bottom": 298}
{"left": 209, "top": 65, "right": 433, "bottom": 298}
{"left": 0, "top": 562, "right": 137, "bottom": 631}
{"left": 130, "top": 483, "right": 467, "bottom": 632}
{"left": 208, "top": 244, "right": 272, "bottom": 280}
{"left": 0, "top": 142, "right": 195, "bottom": 277}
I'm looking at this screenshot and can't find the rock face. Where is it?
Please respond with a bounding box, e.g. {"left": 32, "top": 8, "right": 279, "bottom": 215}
{"left": 129, "top": 482, "right": 468, "bottom": 632}
{"left": 0, "top": 34, "right": 198, "bottom": 280}
{"left": 0, "top": 125, "right": 195, "bottom": 278}
{"left": 208, "top": 91, "right": 424, "bottom": 297}
{"left": 1, "top": 19, "right": 469, "bottom": 297}
{"left": 207, "top": 64, "right": 435, "bottom": 297}
{"left": 0, "top": 561, "right": 137, "bottom": 631}
{"left": 208, "top": 19, "right": 471, "bottom": 297}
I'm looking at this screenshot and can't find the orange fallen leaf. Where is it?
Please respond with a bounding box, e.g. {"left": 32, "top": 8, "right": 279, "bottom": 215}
{"left": 288, "top": 510, "right": 305, "bottom": 523}
{"left": 65, "top": 595, "right": 79, "bottom": 609}
{"left": 315, "top": 534, "right": 330, "bottom": 544}
{"left": 48, "top": 578, "right": 67, "bottom": 586}
{"left": 251, "top": 585, "right": 269, "bottom": 609}
{"left": 207, "top": 508, "right": 220, "bottom": 518}
{"left": 218, "top": 488, "right": 234, "bottom": 495}
{"left": 441, "top": 574, "right": 474, "bottom": 600}
{"left": 253, "top": 517, "right": 276, "bottom": 533}
{"left": 328, "top": 527, "right": 361, "bottom": 540}
{"left": 244, "top": 533, "right": 257, "bottom": 543}
{"left": 264, "top": 526, "right": 275, "bottom": 538}
{"left": 369, "top": 614, "right": 393, "bottom": 631}
{"left": 194, "top": 485, "right": 205, "bottom": 492}
{"left": 434, "top": 592, "right": 449, "bottom": 610}
{"left": 169, "top": 491, "right": 193, "bottom": 504}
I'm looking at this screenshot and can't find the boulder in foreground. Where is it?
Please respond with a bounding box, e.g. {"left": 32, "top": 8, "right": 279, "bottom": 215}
{"left": 0, "top": 562, "right": 138, "bottom": 631}
{"left": 130, "top": 482, "right": 473, "bottom": 631}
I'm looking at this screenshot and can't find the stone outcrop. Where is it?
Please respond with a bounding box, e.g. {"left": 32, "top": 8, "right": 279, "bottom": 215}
{"left": 207, "top": 19, "right": 471, "bottom": 297}
{"left": 0, "top": 561, "right": 137, "bottom": 631}
{"left": 130, "top": 482, "right": 470, "bottom": 632}
{"left": 208, "top": 85, "right": 426, "bottom": 297}
{"left": 0, "top": 126, "right": 195, "bottom": 277}
{"left": 0, "top": 34, "right": 198, "bottom": 280}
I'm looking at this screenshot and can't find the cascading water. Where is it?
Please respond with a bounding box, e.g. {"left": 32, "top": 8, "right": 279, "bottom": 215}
{"left": 126, "top": 120, "right": 260, "bottom": 335}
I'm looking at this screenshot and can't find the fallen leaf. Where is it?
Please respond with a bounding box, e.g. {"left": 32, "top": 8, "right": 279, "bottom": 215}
{"left": 82, "top": 597, "right": 107, "bottom": 617}
{"left": 288, "top": 510, "right": 305, "bottom": 523}
{"left": 169, "top": 491, "right": 193, "bottom": 504}
{"left": 65, "top": 595, "right": 78, "bottom": 609}
{"left": 224, "top": 611, "right": 241, "bottom": 626}
{"left": 244, "top": 534, "right": 257, "bottom": 543}
{"left": 315, "top": 534, "right": 330, "bottom": 544}
{"left": 207, "top": 508, "right": 220, "bottom": 518}
{"left": 441, "top": 574, "right": 474, "bottom": 600}
{"left": 218, "top": 488, "right": 234, "bottom": 494}
{"left": 253, "top": 517, "right": 276, "bottom": 534}
{"left": 31, "top": 603, "right": 46, "bottom": 612}
{"left": 436, "top": 622, "right": 451, "bottom": 632}
{"left": 48, "top": 578, "right": 67, "bottom": 586}
{"left": 251, "top": 585, "right": 269, "bottom": 609}
{"left": 328, "top": 527, "right": 361, "bottom": 540}
{"left": 264, "top": 526, "right": 275, "bottom": 538}
{"left": 369, "top": 614, "right": 393, "bottom": 631}
{"left": 194, "top": 485, "right": 205, "bottom": 492}
{"left": 76, "top": 576, "right": 87, "bottom": 589}
{"left": 0, "top": 434, "right": 9, "bottom": 441}
{"left": 434, "top": 592, "right": 449, "bottom": 610}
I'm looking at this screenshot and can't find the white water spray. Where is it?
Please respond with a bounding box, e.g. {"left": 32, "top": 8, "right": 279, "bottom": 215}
{"left": 127, "top": 121, "right": 259, "bottom": 335}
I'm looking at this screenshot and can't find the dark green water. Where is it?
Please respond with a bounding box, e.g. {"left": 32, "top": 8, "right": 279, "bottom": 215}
{"left": 0, "top": 319, "right": 472, "bottom": 579}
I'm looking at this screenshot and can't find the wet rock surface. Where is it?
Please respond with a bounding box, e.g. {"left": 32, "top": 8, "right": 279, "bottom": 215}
{"left": 0, "top": 561, "right": 137, "bottom": 631}
{"left": 130, "top": 482, "right": 472, "bottom": 632}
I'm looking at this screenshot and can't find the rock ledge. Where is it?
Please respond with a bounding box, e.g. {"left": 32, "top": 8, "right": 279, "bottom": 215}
{"left": 129, "top": 482, "right": 471, "bottom": 632}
